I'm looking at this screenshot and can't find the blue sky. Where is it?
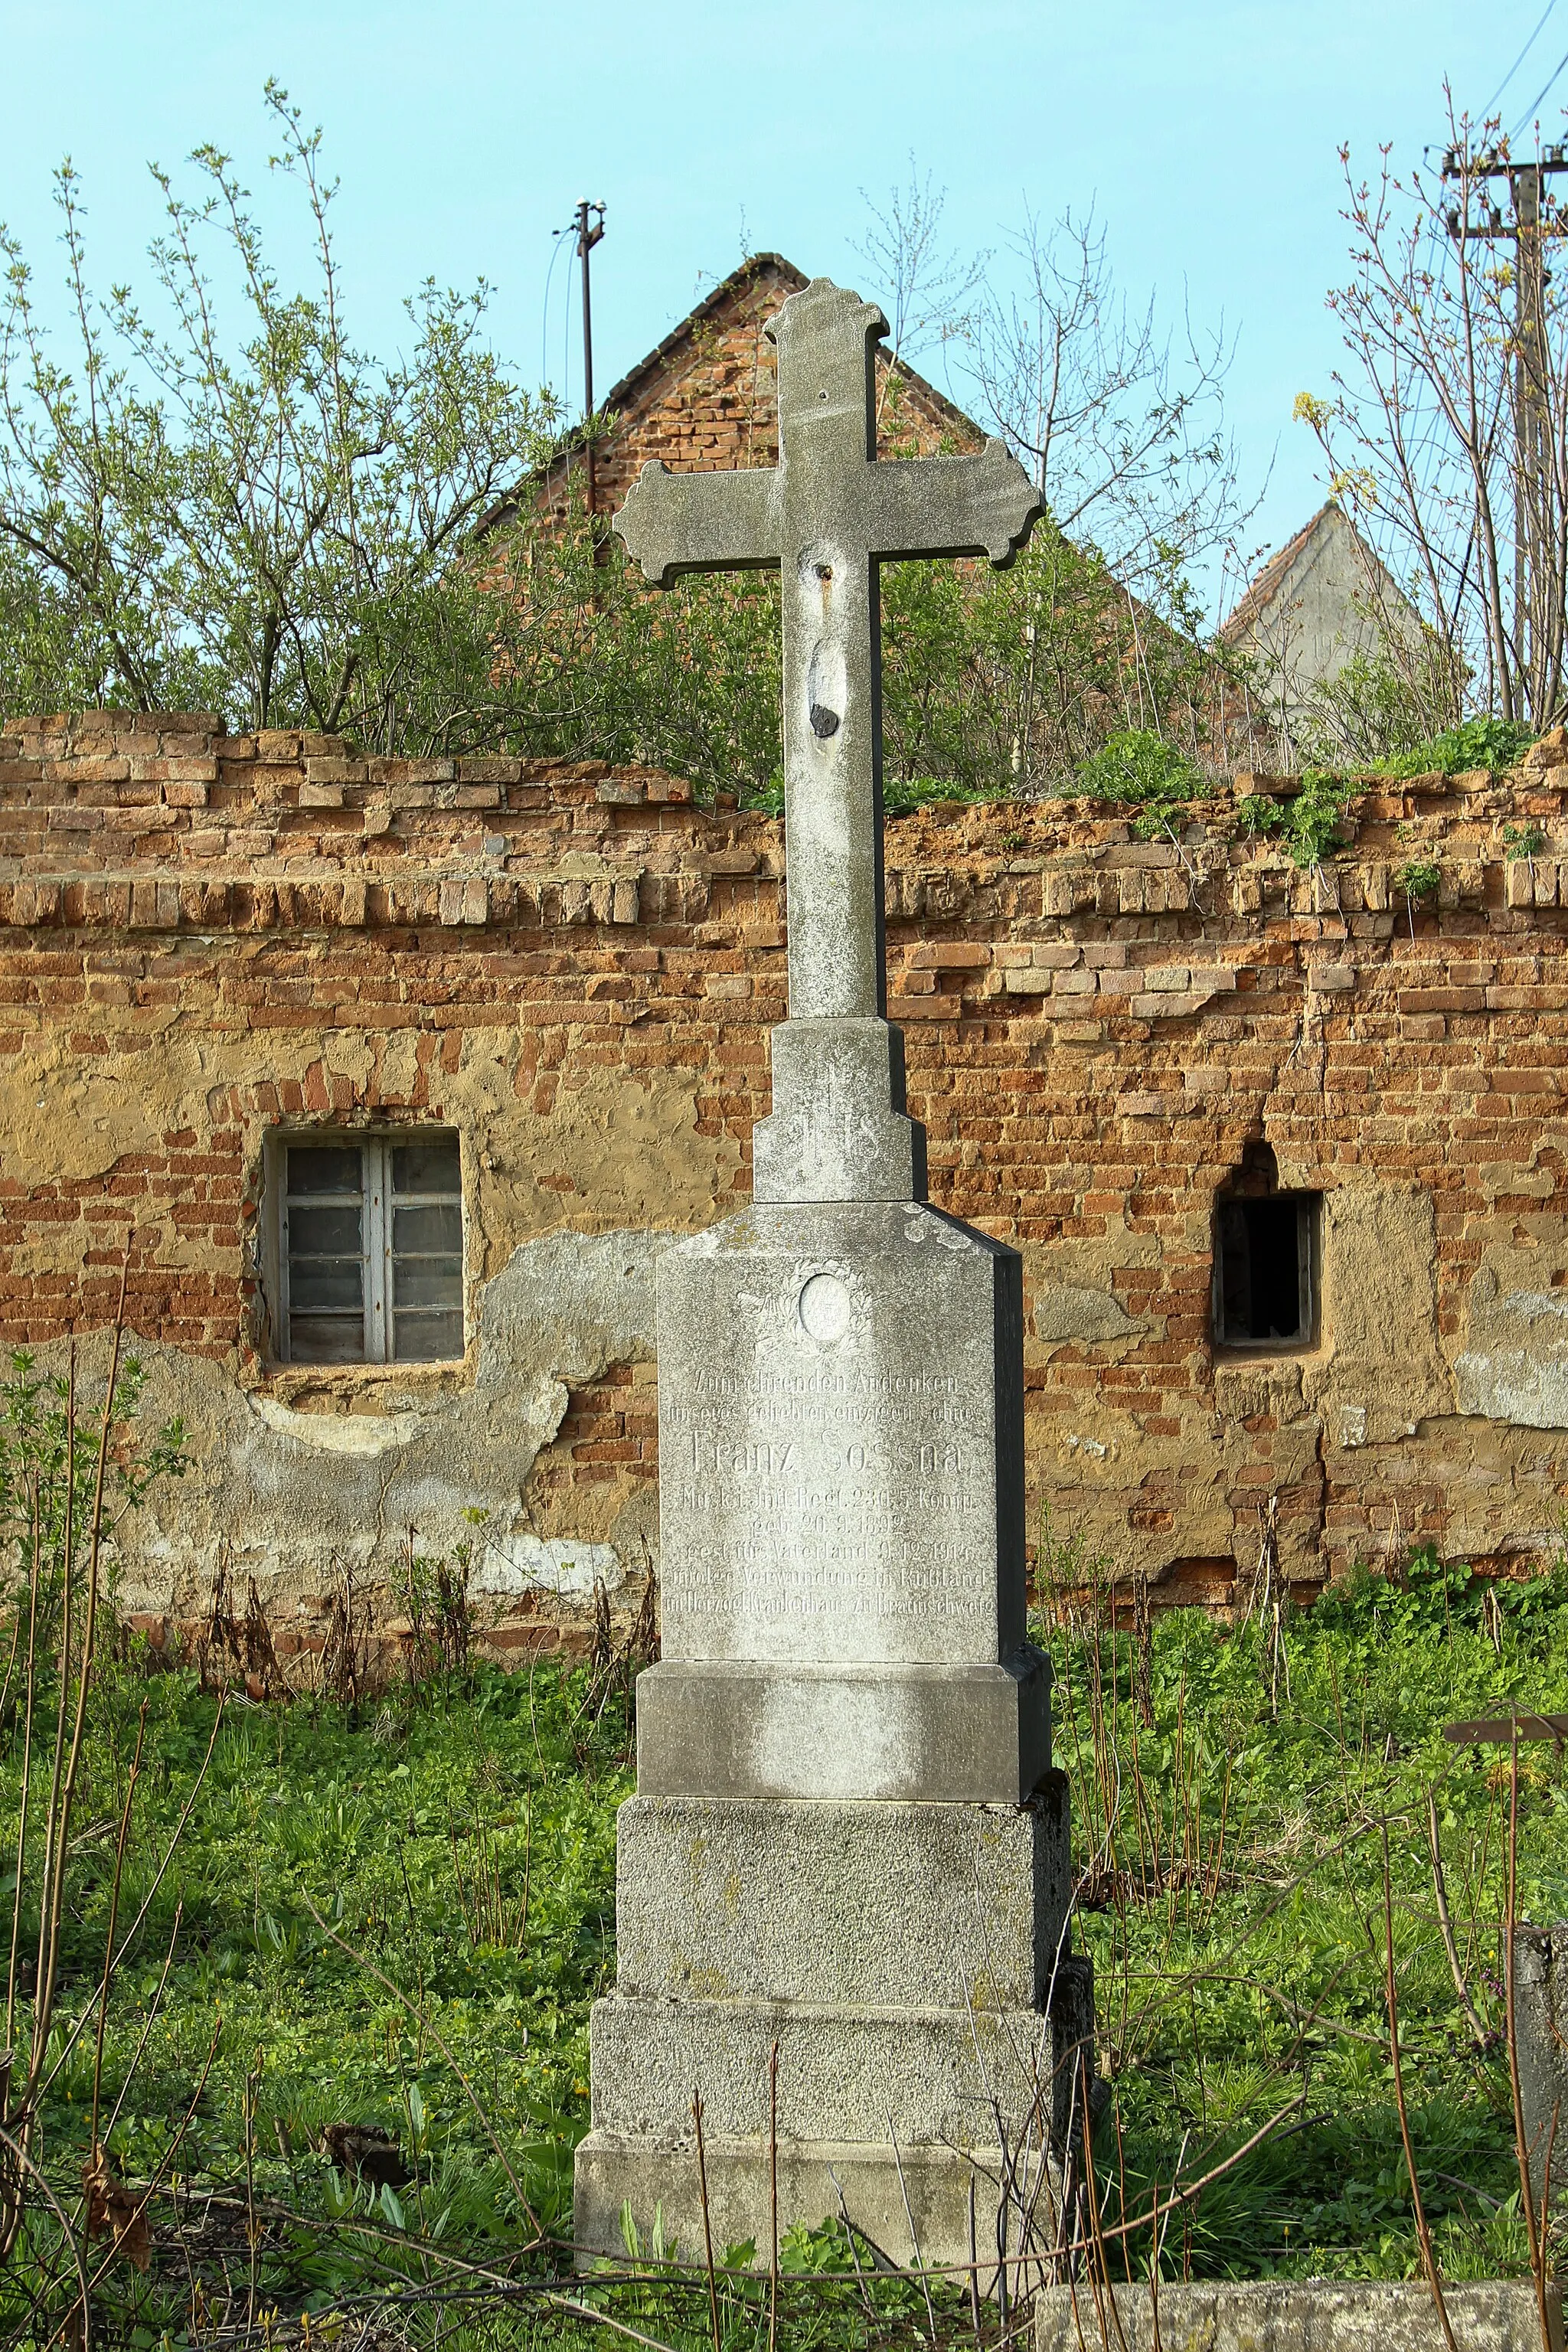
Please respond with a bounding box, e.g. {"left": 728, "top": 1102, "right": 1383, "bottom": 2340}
{"left": 0, "top": 0, "right": 1553, "bottom": 619}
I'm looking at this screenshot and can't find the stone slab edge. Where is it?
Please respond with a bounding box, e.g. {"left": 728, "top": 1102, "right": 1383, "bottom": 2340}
{"left": 1034, "top": 2280, "right": 1563, "bottom": 2352}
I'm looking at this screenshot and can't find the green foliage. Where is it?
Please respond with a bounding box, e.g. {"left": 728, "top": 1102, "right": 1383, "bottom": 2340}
{"left": 1380, "top": 717, "right": 1536, "bottom": 779}
{"left": 1037, "top": 1536, "right": 1568, "bottom": 2282}
{"left": 0, "top": 88, "right": 560, "bottom": 744}
{"left": 1238, "top": 769, "right": 1355, "bottom": 867}
{"left": 0, "top": 1527, "right": 1562, "bottom": 2331}
{"left": 1073, "top": 726, "right": 1205, "bottom": 809}
{"left": 0, "top": 1348, "right": 186, "bottom": 1669}
{"left": 1395, "top": 858, "right": 1442, "bottom": 903}
{"left": 1302, "top": 639, "right": 1467, "bottom": 769}
{"left": 0, "top": 106, "right": 1230, "bottom": 805}
{"left": 1504, "top": 823, "right": 1548, "bottom": 861}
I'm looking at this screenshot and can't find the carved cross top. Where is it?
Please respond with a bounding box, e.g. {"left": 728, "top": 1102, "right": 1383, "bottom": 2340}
{"left": 615, "top": 279, "right": 1040, "bottom": 1025}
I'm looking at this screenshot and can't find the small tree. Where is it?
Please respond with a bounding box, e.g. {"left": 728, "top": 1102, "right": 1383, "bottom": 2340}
{"left": 1297, "top": 90, "right": 1568, "bottom": 734}
{"left": 0, "top": 82, "right": 560, "bottom": 743}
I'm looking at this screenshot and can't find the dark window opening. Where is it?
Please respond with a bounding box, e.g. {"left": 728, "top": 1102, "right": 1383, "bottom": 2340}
{"left": 1214, "top": 1192, "right": 1319, "bottom": 1348}
{"left": 278, "top": 1134, "right": 463, "bottom": 1365}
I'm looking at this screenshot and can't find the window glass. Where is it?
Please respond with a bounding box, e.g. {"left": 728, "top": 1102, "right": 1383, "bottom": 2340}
{"left": 285, "top": 1147, "right": 367, "bottom": 1363}
{"left": 288, "top": 1148, "right": 362, "bottom": 1195}
{"left": 278, "top": 1135, "right": 464, "bottom": 1365}
{"left": 389, "top": 1142, "right": 462, "bottom": 1363}
{"left": 391, "top": 1142, "right": 461, "bottom": 1195}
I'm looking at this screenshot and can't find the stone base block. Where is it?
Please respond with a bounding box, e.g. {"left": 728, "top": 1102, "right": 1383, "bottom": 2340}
{"left": 1034, "top": 2282, "right": 1564, "bottom": 2352}
{"left": 1514, "top": 1922, "right": 1568, "bottom": 2208}
{"left": 751, "top": 1018, "right": 925, "bottom": 1205}
{"left": 636, "top": 1655, "right": 1050, "bottom": 1802}
{"left": 575, "top": 2129, "right": 1023, "bottom": 2275}
{"left": 590, "top": 1991, "right": 1049, "bottom": 2145}
{"left": 613, "top": 1788, "right": 1070, "bottom": 2011}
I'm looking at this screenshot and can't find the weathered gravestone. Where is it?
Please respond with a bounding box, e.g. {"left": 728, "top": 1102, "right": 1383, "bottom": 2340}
{"left": 573, "top": 278, "right": 1089, "bottom": 2275}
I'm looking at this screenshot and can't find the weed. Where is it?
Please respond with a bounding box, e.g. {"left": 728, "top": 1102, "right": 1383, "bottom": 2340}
{"left": 1075, "top": 729, "right": 1205, "bottom": 815}
{"left": 1396, "top": 859, "right": 1442, "bottom": 904}
{"left": 1381, "top": 718, "right": 1535, "bottom": 779}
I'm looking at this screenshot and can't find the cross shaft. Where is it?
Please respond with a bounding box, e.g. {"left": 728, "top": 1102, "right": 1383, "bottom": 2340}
{"left": 616, "top": 278, "right": 1040, "bottom": 1200}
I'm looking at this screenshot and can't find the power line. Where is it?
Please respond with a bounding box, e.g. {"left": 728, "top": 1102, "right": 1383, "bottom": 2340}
{"left": 541, "top": 220, "right": 570, "bottom": 394}
{"left": 1485, "top": 0, "right": 1558, "bottom": 117}
{"left": 1512, "top": 41, "right": 1568, "bottom": 136}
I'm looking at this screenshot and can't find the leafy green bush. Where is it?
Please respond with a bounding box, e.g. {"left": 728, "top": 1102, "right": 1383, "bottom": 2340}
{"left": 1073, "top": 727, "right": 1206, "bottom": 806}
{"left": 1380, "top": 717, "right": 1535, "bottom": 778}
{"left": 1395, "top": 858, "right": 1442, "bottom": 903}
{"left": 1238, "top": 769, "right": 1354, "bottom": 867}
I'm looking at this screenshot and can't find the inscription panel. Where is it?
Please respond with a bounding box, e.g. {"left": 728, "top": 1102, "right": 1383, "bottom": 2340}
{"left": 657, "top": 1203, "right": 1017, "bottom": 1665}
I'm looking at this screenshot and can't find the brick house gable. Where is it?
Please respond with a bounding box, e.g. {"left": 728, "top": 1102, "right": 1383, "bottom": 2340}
{"left": 530, "top": 253, "right": 982, "bottom": 525}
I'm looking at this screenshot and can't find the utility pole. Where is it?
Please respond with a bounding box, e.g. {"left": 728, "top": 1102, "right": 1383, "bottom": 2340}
{"left": 573, "top": 201, "right": 606, "bottom": 520}
{"left": 1441, "top": 139, "right": 1567, "bottom": 705}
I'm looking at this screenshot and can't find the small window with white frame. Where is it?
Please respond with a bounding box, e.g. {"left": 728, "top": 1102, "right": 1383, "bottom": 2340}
{"left": 274, "top": 1133, "right": 464, "bottom": 1364}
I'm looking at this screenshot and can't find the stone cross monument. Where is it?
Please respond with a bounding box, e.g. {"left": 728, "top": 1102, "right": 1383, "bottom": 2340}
{"left": 574, "top": 279, "right": 1086, "bottom": 2275}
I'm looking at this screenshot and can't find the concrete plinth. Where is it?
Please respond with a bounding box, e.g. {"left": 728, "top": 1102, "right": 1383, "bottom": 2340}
{"left": 1034, "top": 2281, "right": 1564, "bottom": 2352}
{"left": 574, "top": 1198, "right": 1081, "bottom": 2265}
{"left": 577, "top": 2133, "right": 1016, "bottom": 2275}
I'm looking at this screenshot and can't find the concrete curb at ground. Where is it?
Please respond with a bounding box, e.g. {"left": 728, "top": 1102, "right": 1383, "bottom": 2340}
{"left": 1034, "top": 2279, "right": 1563, "bottom": 2352}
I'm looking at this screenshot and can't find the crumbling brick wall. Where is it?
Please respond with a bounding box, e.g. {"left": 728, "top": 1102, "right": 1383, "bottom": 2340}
{"left": 2, "top": 706, "right": 1567, "bottom": 1654}
{"left": 536, "top": 254, "right": 975, "bottom": 524}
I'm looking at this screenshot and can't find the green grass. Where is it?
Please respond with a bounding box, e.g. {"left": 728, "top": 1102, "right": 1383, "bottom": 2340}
{"left": 1, "top": 1542, "right": 1565, "bottom": 2344}
{"left": 1045, "top": 1542, "right": 1568, "bottom": 2285}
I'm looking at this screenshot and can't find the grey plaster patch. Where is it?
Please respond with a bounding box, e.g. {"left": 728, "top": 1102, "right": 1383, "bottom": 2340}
{"left": 1457, "top": 1287, "right": 1568, "bottom": 1426}
{"left": 1302, "top": 1183, "right": 1453, "bottom": 1441}
{"left": 474, "top": 1535, "right": 622, "bottom": 1597}
{"left": 114, "top": 1226, "right": 670, "bottom": 1618}
{"left": 1034, "top": 1284, "right": 1143, "bottom": 1345}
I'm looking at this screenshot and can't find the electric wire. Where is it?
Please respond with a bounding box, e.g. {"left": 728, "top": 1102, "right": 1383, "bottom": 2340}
{"left": 1512, "top": 42, "right": 1568, "bottom": 139}
{"left": 540, "top": 218, "right": 570, "bottom": 397}
{"left": 560, "top": 223, "right": 575, "bottom": 416}
{"left": 1485, "top": 0, "right": 1559, "bottom": 118}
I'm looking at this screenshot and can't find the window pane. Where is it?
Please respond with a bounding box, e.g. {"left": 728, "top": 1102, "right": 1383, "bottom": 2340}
{"left": 288, "top": 1147, "right": 362, "bottom": 1195}
{"left": 392, "top": 1202, "right": 462, "bottom": 1256}
{"left": 392, "top": 1142, "right": 460, "bottom": 1196}
{"left": 1216, "top": 1197, "right": 1313, "bottom": 1345}
{"left": 1244, "top": 1200, "right": 1304, "bottom": 1341}
{"left": 289, "top": 1314, "right": 366, "bottom": 1364}
{"left": 393, "top": 1256, "right": 462, "bottom": 1308}
{"left": 287, "top": 1259, "right": 366, "bottom": 1312}
{"left": 392, "top": 1310, "right": 463, "bottom": 1361}
{"left": 1216, "top": 1201, "right": 1250, "bottom": 1341}
{"left": 287, "top": 1203, "right": 364, "bottom": 1258}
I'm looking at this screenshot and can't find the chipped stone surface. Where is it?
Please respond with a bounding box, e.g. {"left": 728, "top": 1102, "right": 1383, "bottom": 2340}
{"left": 1035, "top": 2282, "right": 1561, "bottom": 2352}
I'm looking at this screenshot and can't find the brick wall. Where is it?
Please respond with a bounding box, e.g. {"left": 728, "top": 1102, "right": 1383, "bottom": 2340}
{"left": 537, "top": 256, "right": 975, "bottom": 524}
{"left": 3, "top": 707, "right": 1568, "bottom": 1651}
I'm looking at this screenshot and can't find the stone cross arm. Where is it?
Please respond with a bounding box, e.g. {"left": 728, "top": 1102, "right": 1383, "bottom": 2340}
{"left": 618, "top": 438, "right": 1037, "bottom": 586}
{"left": 608, "top": 276, "right": 1044, "bottom": 1207}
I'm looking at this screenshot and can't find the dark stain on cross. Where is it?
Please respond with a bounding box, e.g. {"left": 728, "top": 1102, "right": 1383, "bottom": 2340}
{"left": 615, "top": 278, "right": 1040, "bottom": 1210}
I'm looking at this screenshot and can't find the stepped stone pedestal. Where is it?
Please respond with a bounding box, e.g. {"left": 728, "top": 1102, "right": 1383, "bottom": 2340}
{"left": 573, "top": 274, "right": 1086, "bottom": 2277}
{"left": 574, "top": 1202, "right": 1086, "bottom": 2269}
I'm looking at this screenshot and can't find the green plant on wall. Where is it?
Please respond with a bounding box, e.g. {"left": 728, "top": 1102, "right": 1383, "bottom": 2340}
{"left": 1381, "top": 717, "right": 1535, "bottom": 779}
{"left": 1238, "top": 769, "right": 1355, "bottom": 869}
